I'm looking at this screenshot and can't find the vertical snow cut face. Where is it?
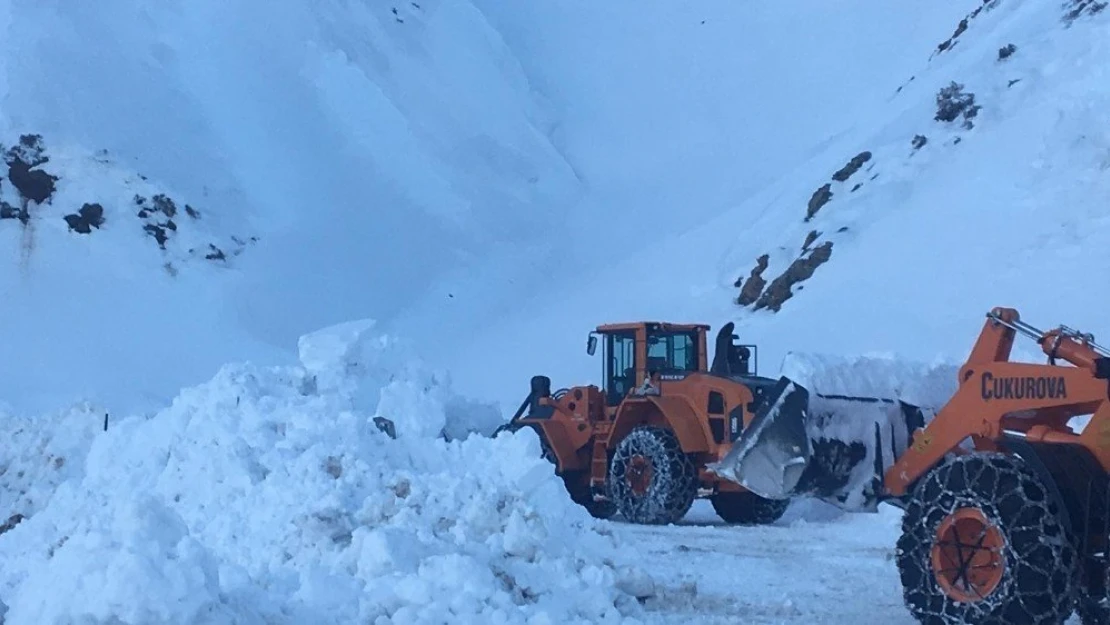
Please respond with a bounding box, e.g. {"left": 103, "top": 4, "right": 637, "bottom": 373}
{"left": 0, "top": 320, "right": 649, "bottom": 625}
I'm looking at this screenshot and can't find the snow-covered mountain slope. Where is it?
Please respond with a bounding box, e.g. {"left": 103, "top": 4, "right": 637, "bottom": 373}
{"left": 394, "top": 0, "right": 986, "bottom": 340}
{"left": 414, "top": 0, "right": 1110, "bottom": 414}
{"left": 0, "top": 0, "right": 995, "bottom": 418}
{"left": 471, "top": 0, "right": 979, "bottom": 234}
{"left": 0, "top": 0, "right": 580, "bottom": 415}
{"left": 0, "top": 134, "right": 286, "bottom": 414}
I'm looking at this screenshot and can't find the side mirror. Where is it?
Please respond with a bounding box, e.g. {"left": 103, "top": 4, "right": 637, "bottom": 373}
{"left": 587, "top": 334, "right": 598, "bottom": 356}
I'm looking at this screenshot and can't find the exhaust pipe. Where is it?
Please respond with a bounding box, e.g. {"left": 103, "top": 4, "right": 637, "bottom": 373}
{"left": 491, "top": 375, "right": 555, "bottom": 439}
{"left": 528, "top": 375, "right": 553, "bottom": 418}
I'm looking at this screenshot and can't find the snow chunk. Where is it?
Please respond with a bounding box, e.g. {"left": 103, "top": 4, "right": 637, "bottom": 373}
{"left": 297, "top": 318, "right": 380, "bottom": 394}
{"left": 297, "top": 318, "right": 502, "bottom": 439}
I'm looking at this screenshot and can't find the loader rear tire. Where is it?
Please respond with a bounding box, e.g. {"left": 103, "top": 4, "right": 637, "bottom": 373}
{"left": 1075, "top": 499, "right": 1110, "bottom": 625}
{"left": 1078, "top": 583, "right": 1110, "bottom": 625}
{"left": 711, "top": 491, "right": 790, "bottom": 525}
{"left": 609, "top": 425, "right": 697, "bottom": 525}
{"left": 896, "top": 452, "right": 1078, "bottom": 625}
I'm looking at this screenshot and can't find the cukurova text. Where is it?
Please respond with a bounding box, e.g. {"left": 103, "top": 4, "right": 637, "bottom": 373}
{"left": 980, "top": 372, "right": 1068, "bottom": 401}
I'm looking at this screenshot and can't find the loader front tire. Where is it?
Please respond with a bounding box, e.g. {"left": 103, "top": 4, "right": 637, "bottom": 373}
{"left": 896, "top": 452, "right": 1078, "bottom": 625}
{"left": 609, "top": 425, "right": 697, "bottom": 525}
{"left": 711, "top": 491, "right": 790, "bottom": 525}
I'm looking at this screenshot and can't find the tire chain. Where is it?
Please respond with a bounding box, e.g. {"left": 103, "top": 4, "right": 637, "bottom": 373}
{"left": 896, "top": 452, "right": 1078, "bottom": 625}
{"left": 609, "top": 425, "right": 698, "bottom": 525}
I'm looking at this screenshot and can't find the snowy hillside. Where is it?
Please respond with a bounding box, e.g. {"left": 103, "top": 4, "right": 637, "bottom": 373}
{"left": 0, "top": 0, "right": 1040, "bottom": 418}
{"left": 394, "top": 0, "right": 988, "bottom": 344}
{"left": 415, "top": 0, "right": 1110, "bottom": 413}
{"left": 0, "top": 0, "right": 581, "bottom": 415}
{"left": 0, "top": 133, "right": 284, "bottom": 414}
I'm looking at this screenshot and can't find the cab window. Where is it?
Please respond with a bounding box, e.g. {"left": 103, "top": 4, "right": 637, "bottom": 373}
{"left": 646, "top": 332, "right": 698, "bottom": 373}
{"left": 606, "top": 332, "right": 636, "bottom": 405}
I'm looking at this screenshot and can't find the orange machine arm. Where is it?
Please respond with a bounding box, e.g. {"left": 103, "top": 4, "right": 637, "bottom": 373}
{"left": 964, "top": 307, "right": 1107, "bottom": 374}
{"left": 883, "top": 307, "right": 1110, "bottom": 496}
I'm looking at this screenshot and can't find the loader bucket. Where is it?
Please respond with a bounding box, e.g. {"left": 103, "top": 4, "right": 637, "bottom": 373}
{"left": 707, "top": 377, "right": 812, "bottom": 500}
{"left": 709, "top": 381, "right": 936, "bottom": 512}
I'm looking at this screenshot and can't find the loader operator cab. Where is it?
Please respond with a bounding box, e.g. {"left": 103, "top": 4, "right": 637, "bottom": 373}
{"left": 587, "top": 322, "right": 708, "bottom": 406}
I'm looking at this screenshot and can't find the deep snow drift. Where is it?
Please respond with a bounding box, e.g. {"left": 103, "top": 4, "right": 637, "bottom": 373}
{"left": 0, "top": 321, "right": 651, "bottom": 624}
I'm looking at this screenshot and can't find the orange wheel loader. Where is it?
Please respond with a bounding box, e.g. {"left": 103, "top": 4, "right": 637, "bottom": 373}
{"left": 493, "top": 321, "right": 923, "bottom": 526}
{"left": 710, "top": 307, "right": 1110, "bottom": 625}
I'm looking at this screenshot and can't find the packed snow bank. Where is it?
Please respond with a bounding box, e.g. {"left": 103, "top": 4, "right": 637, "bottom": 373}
{"left": 0, "top": 320, "right": 649, "bottom": 625}
{"left": 778, "top": 351, "right": 960, "bottom": 410}
{"left": 392, "top": 0, "right": 984, "bottom": 394}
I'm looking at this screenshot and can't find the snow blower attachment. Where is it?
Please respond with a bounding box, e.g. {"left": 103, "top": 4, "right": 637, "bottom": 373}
{"left": 712, "top": 306, "right": 1110, "bottom": 625}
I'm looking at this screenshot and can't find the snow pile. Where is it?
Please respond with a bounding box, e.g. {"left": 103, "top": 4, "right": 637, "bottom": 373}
{"left": 0, "top": 403, "right": 105, "bottom": 524}
{"left": 0, "top": 321, "right": 648, "bottom": 625}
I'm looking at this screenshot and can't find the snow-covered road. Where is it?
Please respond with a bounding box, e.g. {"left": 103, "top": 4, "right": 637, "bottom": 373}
{"left": 612, "top": 500, "right": 978, "bottom": 624}
{"left": 621, "top": 498, "right": 1096, "bottom": 625}
{"left": 621, "top": 500, "right": 916, "bottom": 624}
